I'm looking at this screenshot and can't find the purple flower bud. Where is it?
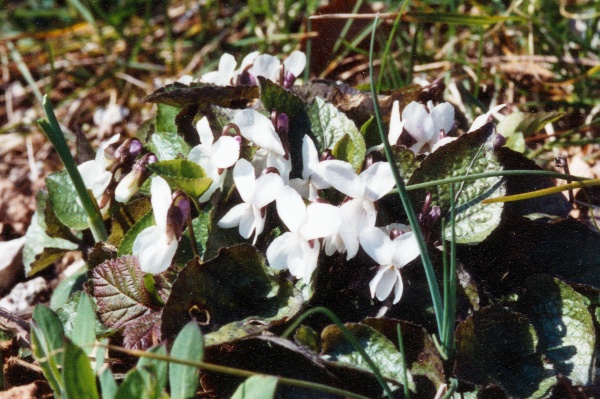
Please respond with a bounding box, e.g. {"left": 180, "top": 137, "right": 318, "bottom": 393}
{"left": 493, "top": 133, "right": 506, "bottom": 150}
{"left": 167, "top": 192, "right": 190, "bottom": 241}
{"left": 115, "top": 138, "right": 142, "bottom": 165}
{"left": 276, "top": 113, "right": 289, "bottom": 136}
{"left": 114, "top": 153, "right": 157, "bottom": 203}
{"left": 237, "top": 70, "right": 257, "bottom": 86}
{"left": 283, "top": 71, "right": 296, "bottom": 89}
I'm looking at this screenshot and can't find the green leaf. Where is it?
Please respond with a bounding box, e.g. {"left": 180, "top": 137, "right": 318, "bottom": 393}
{"left": 454, "top": 305, "right": 556, "bottom": 398}
{"left": 176, "top": 211, "right": 211, "bottom": 265}
{"left": 408, "top": 123, "right": 505, "bottom": 244}
{"left": 362, "top": 318, "right": 446, "bottom": 391}
{"left": 43, "top": 195, "right": 80, "bottom": 242}
{"left": 62, "top": 338, "right": 99, "bottom": 399}
{"left": 69, "top": 292, "right": 96, "bottom": 355}
{"left": 46, "top": 170, "right": 90, "bottom": 230}
{"left": 115, "top": 369, "right": 155, "bottom": 399}
{"left": 320, "top": 323, "right": 415, "bottom": 393}
{"left": 144, "top": 82, "right": 259, "bottom": 108}
{"left": 99, "top": 369, "right": 118, "bottom": 399}
{"left": 117, "top": 210, "right": 155, "bottom": 256}
{"left": 497, "top": 110, "right": 565, "bottom": 139}
{"left": 50, "top": 267, "right": 88, "bottom": 310}
{"left": 147, "top": 159, "right": 212, "bottom": 198}
{"left": 258, "top": 77, "right": 312, "bottom": 178}
{"left": 405, "top": 11, "right": 521, "bottom": 25}
{"left": 389, "top": 145, "right": 421, "bottom": 184}
{"left": 107, "top": 198, "right": 152, "bottom": 247}
{"left": 515, "top": 275, "right": 595, "bottom": 385}
{"left": 308, "top": 96, "right": 366, "bottom": 171}
{"left": 294, "top": 325, "right": 320, "bottom": 354}
{"left": 23, "top": 192, "right": 78, "bottom": 276}
{"left": 90, "top": 256, "right": 168, "bottom": 350}
{"left": 156, "top": 103, "right": 180, "bottom": 134}
{"left": 137, "top": 345, "right": 169, "bottom": 396}
{"left": 161, "top": 245, "right": 303, "bottom": 346}
{"left": 147, "top": 131, "right": 191, "bottom": 161}
{"left": 31, "top": 305, "right": 65, "bottom": 394}
{"left": 169, "top": 322, "right": 204, "bottom": 399}
{"left": 231, "top": 375, "right": 278, "bottom": 399}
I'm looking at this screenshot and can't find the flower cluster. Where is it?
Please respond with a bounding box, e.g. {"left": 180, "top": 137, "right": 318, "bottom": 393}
{"left": 80, "top": 49, "right": 506, "bottom": 305}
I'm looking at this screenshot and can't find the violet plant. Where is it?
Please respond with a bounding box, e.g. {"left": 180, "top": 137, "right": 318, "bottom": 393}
{"left": 30, "top": 41, "right": 600, "bottom": 399}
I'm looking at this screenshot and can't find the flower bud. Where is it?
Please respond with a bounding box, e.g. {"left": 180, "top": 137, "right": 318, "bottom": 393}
{"left": 115, "top": 138, "right": 143, "bottom": 167}
{"left": 283, "top": 70, "right": 296, "bottom": 89}
{"left": 114, "top": 153, "right": 157, "bottom": 203}
{"left": 166, "top": 192, "right": 191, "bottom": 242}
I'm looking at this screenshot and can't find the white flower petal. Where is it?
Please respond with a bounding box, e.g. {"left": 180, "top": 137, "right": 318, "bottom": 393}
{"left": 78, "top": 160, "right": 112, "bottom": 200}
{"left": 150, "top": 176, "right": 172, "bottom": 232}
{"left": 239, "top": 51, "right": 260, "bottom": 71}
{"left": 133, "top": 226, "right": 177, "bottom": 274}
{"left": 276, "top": 186, "right": 307, "bottom": 233}
{"left": 253, "top": 172, "right": 284, "bottom": 209}
{"left": 431, "top": 102, "right": 455, "bottom": 137}
{"left": 196, "top": 117, "right": 214, "bottom": 146}
{"left": 234, "top": 109, "right": 285, "bottom": 155}
{"left": 301, "top": 203, "right": 341, "bottom": 240}
{"left": 251, "top": 205, "right": 266, "bottom": 244}
{"left": 430, "top": 136, "right": 457, "bottom": 152}
{"left": 252, "top": 54, "right": 280, "bottom": 81}
{"left": 392, "top": 268, "right": 404, "bottom": 304}
{"left": 289, "top": 178, "right": 311, "bottom": 199}
{"left": 218, "top": 203, "right": 251, "bottom": 229}
{"left": 239, "top": 206, "right": 259, "bottom": 241}
{"left": 391, "top": 231, "right": 421, "bottom": 268}
{"left": 219, "top": 53, "right": 237, "bottom": 77}
{"left": 359, "top": 227, "right": 394, "bottom": 266}
{"left": 388, "top": 100, "right": 403, "bottom": 145}
{"left": 187, "top": 144, "right": 212, "bottom": 167}
{"left": 469, "top": 104, "right": 506, "bottom": 132}
{"left": 266, "top": 151, "right": 292, "bottom": 182}
{"left": 211, "top": 136, "right": 240, "bottom": 169}
{"left": 289, "top": 240, "right": 319, "bottom": 280}
{"left": 302, "top": 135, "right": 318, "bottom": 179}
{"left": 361, "top": 162, "right": 395, "bottom": 202}
{"left": 319, "top": 160, "right": 363, "bottom": 198}
{"left": 266, "top": 232, "right": 300, "bottom": 270}
{"left": 233, "top": 159, "right": 257, "bottom": 203}
{"left": 369, "top": 265, "right": 397, "bottom": 302}
{"left": 283, "top": 51, "right": 306, "bottom": 78}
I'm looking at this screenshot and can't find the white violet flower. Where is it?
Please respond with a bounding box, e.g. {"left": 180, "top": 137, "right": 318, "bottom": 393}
{"left": 250, "top": 51, "right": 306, "bottom": 85}
{"left": 289, "top": 135, "right": 331, "bottom": 200}
{"left": 320, "top": 161, "right": 396, "bottom": 259}
{"left": 389, "top": 100, "right": 454, "bottom": 154}
{"left": 188, "top": 116, "right": 240, "bottom": 202}
{"left": 468, "top": 104, "right": 506, "bottom": 132}
{"left": 218, "top": 158, "right": 284, "bottom": 244}
{"left": 267, "top": 186, "right": 341, "bottom": 281}
{"left": 200, "top": 52, "right": 259, "bottom": 86}
{"left": 132, "top": 176, "right": 180, "bottom": 274}
{"left": 359, "top": 225, "right": 420, "bottom": 304}
{"left": 234, "top": 109, "right": 291, "bottom": 181}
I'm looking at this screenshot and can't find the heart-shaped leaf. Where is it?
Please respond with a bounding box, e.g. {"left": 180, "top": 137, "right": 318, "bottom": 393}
{"left": 147, "top": 159, "right": 212, "bottom": 198}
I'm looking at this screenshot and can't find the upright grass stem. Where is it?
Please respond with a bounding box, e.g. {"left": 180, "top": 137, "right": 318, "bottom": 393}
{"left": 369, "top": 15, "right": 445, "bottom": 342}
{"left": 38, "top": 95, "right": 108, "bottom": 243}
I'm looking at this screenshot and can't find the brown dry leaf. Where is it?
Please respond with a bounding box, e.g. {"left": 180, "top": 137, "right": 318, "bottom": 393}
{"left": 0, "top": 381, "right": 52, "bottom": 399}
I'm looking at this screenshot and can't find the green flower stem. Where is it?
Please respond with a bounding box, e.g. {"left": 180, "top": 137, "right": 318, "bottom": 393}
{"left": 443, "top": 184, "right": 457, "bottom": 357}
{"left": 370, "top": 15, "right": 445, "bottom": 338}
{"left": 282, "top": 306, "right": 396, "bottom": 399}
{"left": 102, "top": 343, "right": 371, "bottom": 399}
{"left": 440, "top": 378, "right": 459, "bottom": 399}
{"left": 483, "top": 177, "right": 600, "bottom": 204}
{"left": 38, "top": 95, "right": 108, "bottom": 242}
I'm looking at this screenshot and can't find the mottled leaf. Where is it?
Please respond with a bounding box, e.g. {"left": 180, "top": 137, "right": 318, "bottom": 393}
{"left": 308, "top": 96, "right": 366, "bottom": 170}
{"left": 145, "top": 82, "right": 259, "bottom": 108}
{"left": 363, "top": 318, "right": 445, "bottom": 394}
{"left": 408, "top": 123, "right": 505, "bottom": 243}
{"left": 454, "top": 305, "right": 556, "bottom": 398}
{"left": 515, "top": 275, "right": 595, "bottom": 385}
{"left": 320, "top": 323, "right": 415, "bottom": 394}
{"left": 156, "top": 103, "right": 179, "bottom": 134}
{"left": 161, "top": 245, "right": 303, "bottom": 345}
